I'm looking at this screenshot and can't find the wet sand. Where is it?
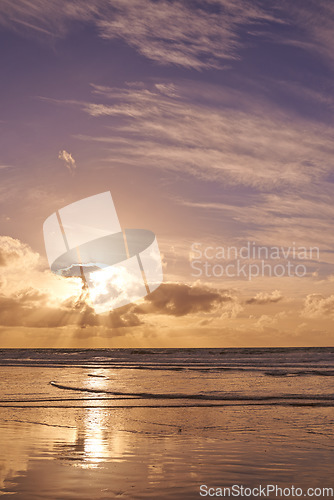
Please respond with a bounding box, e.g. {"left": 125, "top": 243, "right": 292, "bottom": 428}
{"left": 0, "top": 357, "right": 333, "bottom": 499}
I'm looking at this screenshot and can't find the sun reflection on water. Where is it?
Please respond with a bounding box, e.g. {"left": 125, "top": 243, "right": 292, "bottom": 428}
{"left": 71, "top": 375, "right": 127, "bottom": 468}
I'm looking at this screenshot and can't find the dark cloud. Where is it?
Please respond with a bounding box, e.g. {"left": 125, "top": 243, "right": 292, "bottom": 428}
{"left": 105, "top": 309, "right": 143, "bottom": 328}
{"left": 0, "top": 287, "right": 143, "bottom": 330}
{"left": 0, "top": 281, "right": 233, "bottom": 329}
{"left": 0, "top": 293, "right": 75, "bottom": 328}
{"left": 134, "top": 282, "right": 235, "bottom": 317}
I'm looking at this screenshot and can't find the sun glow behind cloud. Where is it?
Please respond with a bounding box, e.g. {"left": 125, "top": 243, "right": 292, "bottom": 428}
{"left": 88, "top": 264, "right": 146, "bottom": 314}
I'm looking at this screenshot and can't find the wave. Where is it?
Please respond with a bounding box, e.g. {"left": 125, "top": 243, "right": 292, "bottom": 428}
{"left": 49, "top": 381, "right": 334, "bottom": 403}
{"left": 1, "top": 346, "right": 333, "bottom": 358}
{"left": 264, "top": 369, "right": 334, "bottom": 377}
{"left": 1, "top": 362, "right": 333, "bottom": 377}
{"left": 1, "top": 348, "right": 333, "bottom": 373}
{"left": 0, "top": 418, "right": 75, "bottom": 429}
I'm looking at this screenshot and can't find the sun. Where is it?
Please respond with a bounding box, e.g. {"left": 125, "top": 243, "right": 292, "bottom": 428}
{"left": 82, "top": 264, "right": 145, "bottom": 314}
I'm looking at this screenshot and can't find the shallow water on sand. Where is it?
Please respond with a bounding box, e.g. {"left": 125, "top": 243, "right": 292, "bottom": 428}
{"left": 0, "top": 348, "right": 333, "bottom": 499}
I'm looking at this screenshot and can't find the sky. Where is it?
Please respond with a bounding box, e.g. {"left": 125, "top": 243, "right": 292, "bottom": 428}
{"left": 0, "top": 0, "right": 334, "bottom": 347}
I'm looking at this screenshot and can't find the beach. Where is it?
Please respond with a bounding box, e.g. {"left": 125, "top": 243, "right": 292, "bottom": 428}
{"left": 0, "top": 348, "right": 333, "bottom": 499}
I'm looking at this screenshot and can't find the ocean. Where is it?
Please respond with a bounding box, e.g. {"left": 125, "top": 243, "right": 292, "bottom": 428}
{"left": 0, "top": 348, "right": 333, "bottom": 498}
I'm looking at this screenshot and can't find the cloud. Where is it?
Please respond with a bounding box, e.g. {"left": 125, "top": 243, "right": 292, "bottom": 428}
{"left": 0, "top": 236, "right": 39, "bottom": 269}
{"left": 3, "top": 1, "right": 334, "bottom": 72}
{"left": 0, "top": 0, "right": 100, "bottom": 39}
{"left": 154, "top": 83, "right": 179, "bottom": 97}
{"left": 246, "top": 290, "right": 283, "bottom": 305}
{"left": 0, "top": 0, "right": 283, "bottom": 69}
{"left": 2, "top": 1, "right": 334, "bottom": 71}
{"left": 0, "top": 236, "right": 85, "bottom": 327}
{"left": 1, "top": 237, "right": 333, "bottom": 346}
{"left": 0, "top": 236, "right": 242, "bottom": 332}
{"left": 71, "top": 82, "right": 334, "bottom": 191}
{"left": 96, "top": 0, "right": 254, "bottom": 70}
{"left": 133, "top": 282, "right": 238, "bottom": 317}
{"left": 254, "top": 311, "right": 286, "bottom": 331}
{"left": 284, "top": 0, "right": 334, "bottom": 68}
{"left": 302, "top": 293, "right": 334, "bottom": 318}
{"left": 58, "top": 150, "right": 76, "bottom": 174}
{"left": 62, "top": 293, "right": 143, "bottom": 329}
{"left": 0, "top": 282, "right": 143, "bottom": 329}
